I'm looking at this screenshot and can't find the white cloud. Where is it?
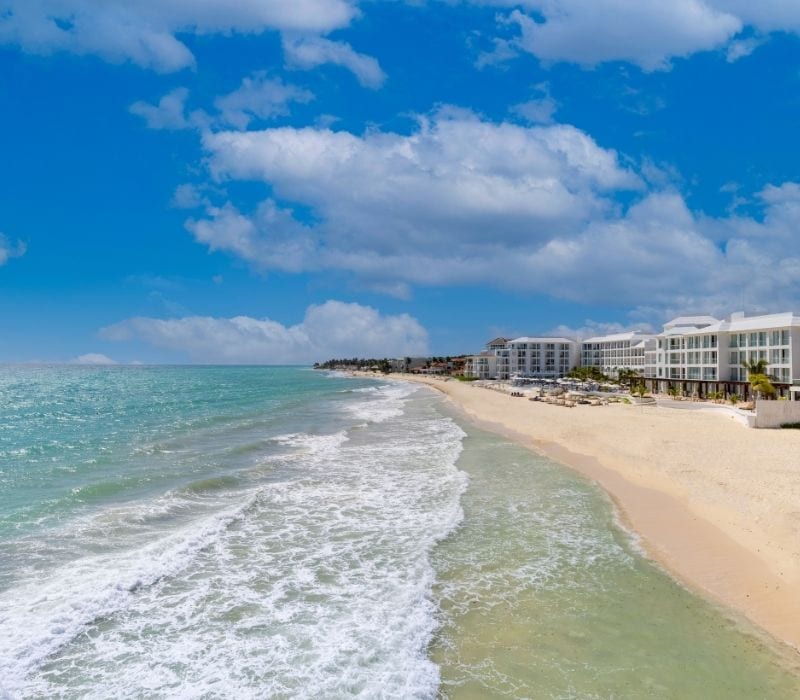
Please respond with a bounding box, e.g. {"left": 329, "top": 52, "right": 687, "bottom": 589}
{"left": 508, "top": 1, "right": 741, "bottom": 71}
{"left": 214, "top": 73, "right": 314, "bottom": 129}
{"left": 72, "top": 353, "right": 117, "bottom": 365}
{"left": 131, "top": 74, "right": 314, "bottom": 132}
{"left": 545, "top": 320, "right": 655, "bottom": 341}
{"left": 184, "top": 107, "right": 800, "bottom": 314}
{"left": 171, "top": 184, "right": 209, "bottom": 209}
{"left": 282, "top": 35, "right": 386, "bottom": 88}
{"left": 712, "top": 0, "right": 800, "bottom": 33}
{"left": 725, "top": 36, "right": 765, "bottom": 62}
{"left": 130, "top": 88, "right": 197, "bottom": 130}
{"left": 0, "top": 234, "right": 26, "bottom": 265}
{"left": 99, "top": 301, "right": 429, "bottom": 363}
{"left": 0, "top": 0, "right": 357, "bottom": 72}
{"left": 511, "top": 83, "right": 558, "bottom": 124}
{"left": 189, "top": 111, "right": 639, "bottom": 292}
{"left": 476, "top": 0, "right": 800, "bottom": 69}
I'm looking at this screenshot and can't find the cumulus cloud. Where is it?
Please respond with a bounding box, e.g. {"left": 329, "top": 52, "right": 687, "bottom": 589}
{"left": 130, "top": 88, "right": 198, "bottom": 130}
{"left": 181, "top": 108, "right": 800, "bottom": 314}
{"left": 0, "top": 234, "right": 26, "bottom": 265}
{"left": 99, "top": 301, "right": 429, "bottom": 363}
{"left": 214, "top": 73, "right": 314, "bottom": 129}
{"left": 282, "top": 35, "right": 386, "bottom": 88}
{"left": 0, "top": 0, "right": 357, "bottom": 72}
{"left": 72, "top": 353, "right": 117, "bottom": 365}
{"left": 476, "top": 0, "right": 800, "bottom": 70}
{"left": 131, "top": 74, "right": 314, "bottom": 132}
{"left": 507, "top": 1, "right": 741, "bottom": 71}
{"left": 545, "top": 320, "right": 655, "bottom": 341}
{"left": 188, "top": 111, "right": 639, "bottom": 291}
{"left": 511, "top": 83, "right": 558, "bottom": 124}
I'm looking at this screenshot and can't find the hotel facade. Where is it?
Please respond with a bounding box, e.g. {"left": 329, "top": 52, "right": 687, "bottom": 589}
{"left": 466, "top": 337, "right": 577, "bottom": 380}
{"left": 464, "top": 311, "right": 800, "bottom": 399}
{"left": 580, "top": 332, "right": 657, "bottom": 379}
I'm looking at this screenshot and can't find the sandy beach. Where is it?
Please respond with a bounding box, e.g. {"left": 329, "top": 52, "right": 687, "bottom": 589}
{"left": 396, "top": 374, "right": 800, "bottom": 653}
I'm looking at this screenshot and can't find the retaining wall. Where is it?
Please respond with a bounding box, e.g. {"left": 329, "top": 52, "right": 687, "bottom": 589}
{"left": 755, "top": 400, "right": 800, "bottom": 429}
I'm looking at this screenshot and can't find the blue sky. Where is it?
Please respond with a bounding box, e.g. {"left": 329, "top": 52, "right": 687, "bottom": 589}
{"left": 1, "top": 0, "right": 799, "bottom": 363}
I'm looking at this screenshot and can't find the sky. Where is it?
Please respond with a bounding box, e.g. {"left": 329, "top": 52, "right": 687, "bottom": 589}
{"left": 1, "top": 0, "right": 799, "bottom": 364}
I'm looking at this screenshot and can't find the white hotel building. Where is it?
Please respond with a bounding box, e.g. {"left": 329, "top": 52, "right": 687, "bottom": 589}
{"left": 651, "top": 311, "right": 800, "bottom": 398}
{"left": 580, "top": 332, "right": 657, "bottom": 379}
{"left": 466, "top": 337, "right": 577, "bottom": 380}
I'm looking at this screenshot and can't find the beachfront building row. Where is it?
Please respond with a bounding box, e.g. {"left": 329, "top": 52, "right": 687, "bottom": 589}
{"left": 464, "top": 311, "right": 800, "bottom": 399}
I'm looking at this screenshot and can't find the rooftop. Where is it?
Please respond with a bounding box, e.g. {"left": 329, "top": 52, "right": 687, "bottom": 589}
{"left": 508, "top": 336, "right": 575, "bottom": 344}
{"left": 582, "top": 331, "right": 655, "bottom": 344}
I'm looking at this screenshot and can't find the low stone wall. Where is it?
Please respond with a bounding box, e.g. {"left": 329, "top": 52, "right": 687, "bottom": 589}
{"left": 755, "top": 399, "right": 800, "bottom": 429}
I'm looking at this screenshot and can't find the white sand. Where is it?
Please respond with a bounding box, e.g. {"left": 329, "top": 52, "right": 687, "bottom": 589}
{"left": 399, "top": 375, "right": 800, "bottom": 652}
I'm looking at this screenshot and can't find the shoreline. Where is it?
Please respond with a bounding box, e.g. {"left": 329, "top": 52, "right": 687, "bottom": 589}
{"left": 380, "top": 373, "right": 800, "bottom": 656}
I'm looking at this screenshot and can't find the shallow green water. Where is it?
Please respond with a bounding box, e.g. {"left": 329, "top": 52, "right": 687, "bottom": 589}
{"left": 430, "top": 413, "right": 800, "bottom": 699}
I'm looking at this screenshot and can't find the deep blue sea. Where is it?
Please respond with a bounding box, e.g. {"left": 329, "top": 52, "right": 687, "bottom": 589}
{"left": 0, "top": 366, "right": 797, "bottom": 698}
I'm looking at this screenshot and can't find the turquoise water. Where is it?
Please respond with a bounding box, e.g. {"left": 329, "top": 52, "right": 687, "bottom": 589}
{"left": 0, "top": 367, "right": 797, "bottom": 697}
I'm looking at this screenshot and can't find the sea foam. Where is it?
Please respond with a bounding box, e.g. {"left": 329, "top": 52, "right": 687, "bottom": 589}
{"left": 2, "top": 375, "right": 468, "bottom": 699}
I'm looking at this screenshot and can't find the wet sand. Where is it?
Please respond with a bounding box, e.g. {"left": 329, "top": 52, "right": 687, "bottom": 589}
{"left": 396, "top": 375, "right": 800, "bottom": 654}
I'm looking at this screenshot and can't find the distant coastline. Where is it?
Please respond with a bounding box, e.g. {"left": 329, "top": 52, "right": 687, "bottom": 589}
{"left": 378, "top": 372, "right": 800, "bottom": 656}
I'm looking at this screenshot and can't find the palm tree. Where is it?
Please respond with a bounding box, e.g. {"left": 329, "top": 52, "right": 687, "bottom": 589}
{"left": 632, "top": 383, "right": 648, "bottom": 398}
{"left": 749, "top": 373, "right": 777, "bottom": 400}
{"left": 741, "top": 359, "right": 776, "bottom": 401}
{"left": 741, "top": 358, "right": 770, "bottom": 377}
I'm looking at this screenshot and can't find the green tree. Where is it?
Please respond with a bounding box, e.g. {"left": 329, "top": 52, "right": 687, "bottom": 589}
{"left": 741, "top": 359, "right": 776, "bottom": 400}
{"left": 632, "top": 383, "right": 648, "bottom": 398}
{"left": 748, "top": 373, "right": 776, "bottom": 400}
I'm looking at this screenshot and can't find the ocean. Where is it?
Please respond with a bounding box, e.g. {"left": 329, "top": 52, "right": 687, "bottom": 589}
{"left": 0, "top": 366, "right": 797, "bottom": 698}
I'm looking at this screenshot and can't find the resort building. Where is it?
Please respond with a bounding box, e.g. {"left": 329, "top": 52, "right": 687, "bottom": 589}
{"left": 580, "top": 332, "right": 657, "bottom": 379}
{"left": 505, "top": 337, "right": 577, "bottom": 379}
{"left": 465, "top": 337, "right": 577, "bottom": 380}
{"left": 463, "top": 352, "right": 497, "bottom": 379}
{"left": 651, "top": 311, "right": 800, "bottom": 399}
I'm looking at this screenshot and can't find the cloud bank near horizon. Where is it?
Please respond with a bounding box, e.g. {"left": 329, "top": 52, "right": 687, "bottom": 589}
{"left": 100, "top": 301, "right": 430, "bottom": 364}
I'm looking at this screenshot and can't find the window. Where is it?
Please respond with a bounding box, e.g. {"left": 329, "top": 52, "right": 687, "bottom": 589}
{"left": 758, "top": 332, "right": 767, "bottom": 347}
{"left": 771, "top": 331, "right": 781, "bottom": 346}
{"left": 750, "top": 332, "right": 758, "bottom": 347}
{"left": 782, "top": 330, "right": 790, "bottom": 345}
{"left": 740, "top": 333, "right": 747, "bottom": 347}
{"left": 730, "top": 335, "right": 738, "bottom": 348}
{"left": 729, "top": 351, "right": 739, "bottom": 364}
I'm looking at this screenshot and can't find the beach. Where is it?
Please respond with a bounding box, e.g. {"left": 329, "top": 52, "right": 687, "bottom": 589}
{"left": 400, "top": 374, "right": 800, "bottom": 654}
